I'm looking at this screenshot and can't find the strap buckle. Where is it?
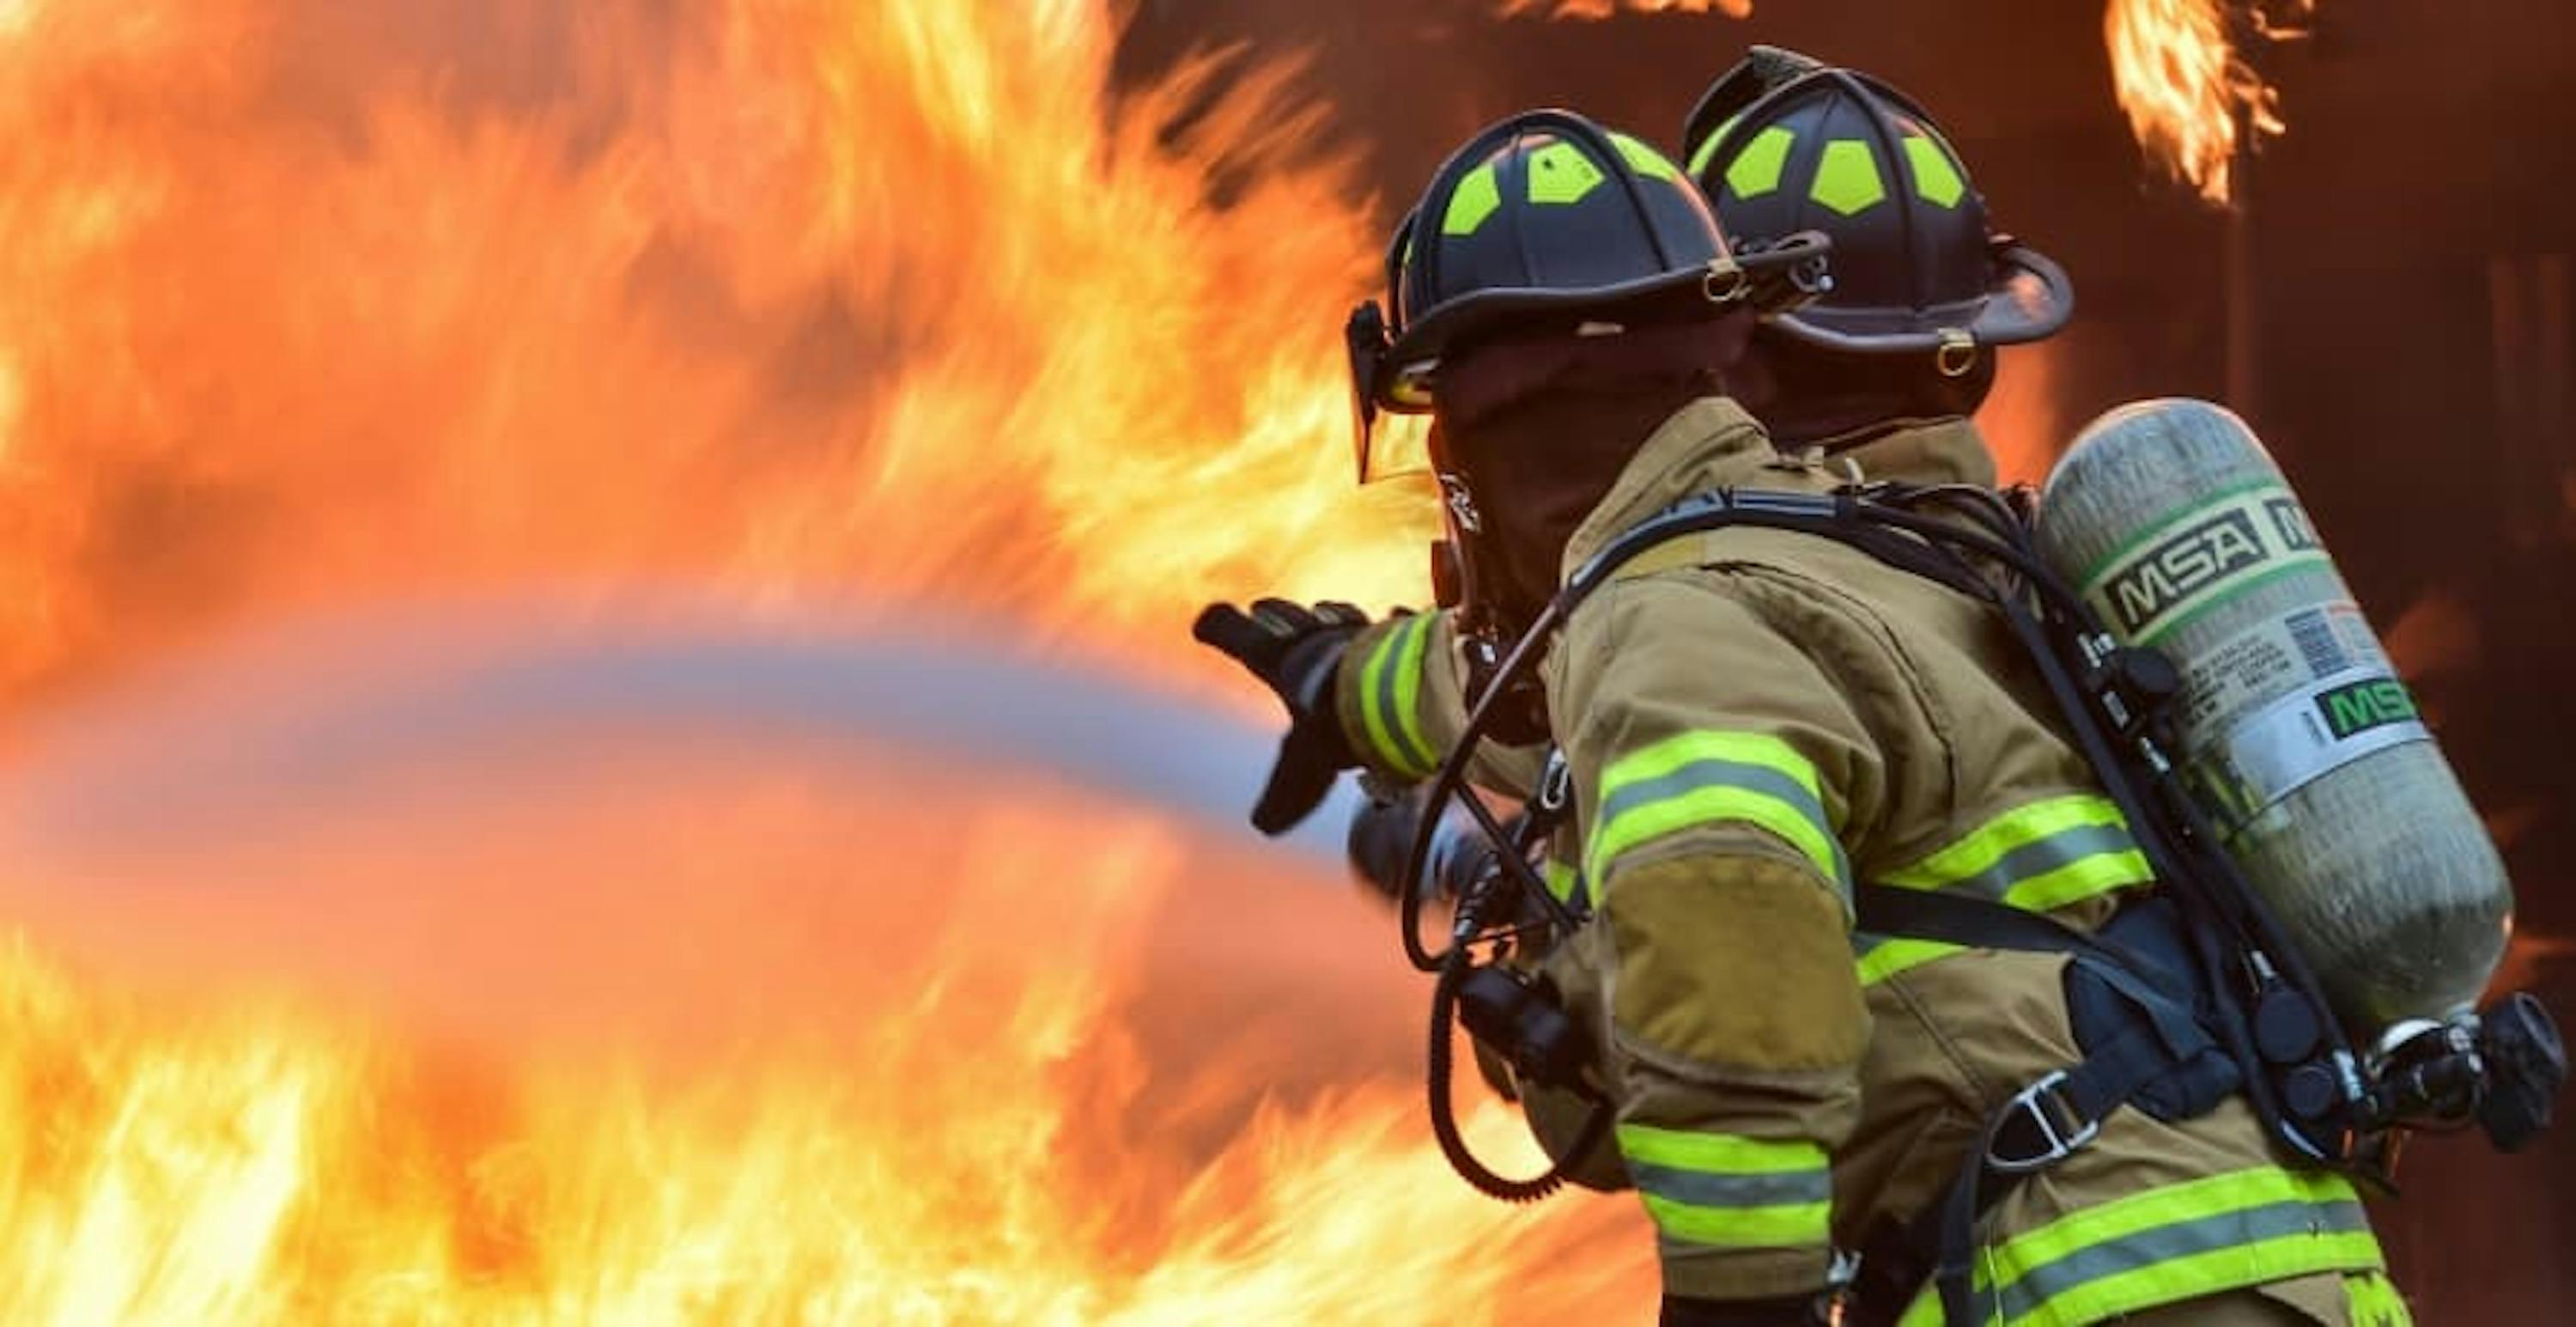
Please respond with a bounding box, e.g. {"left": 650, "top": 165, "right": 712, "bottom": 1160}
{"left": 1813, "top": 1248, "right": 1863, "bottom": 1325}
{"left": 1537, "top": 748, "right": 1572, "bottom": 815}
{"left": 1703, "top": 256, "right": 1747, "bottom": 305}
{"left": 1986, "top": 1070, "right": 2102, "bottom": 1174}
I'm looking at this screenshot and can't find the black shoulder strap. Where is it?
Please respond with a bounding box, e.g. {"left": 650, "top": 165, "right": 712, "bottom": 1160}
{"left": 1855, "top": 884, "right": 2110, "bottom": 963}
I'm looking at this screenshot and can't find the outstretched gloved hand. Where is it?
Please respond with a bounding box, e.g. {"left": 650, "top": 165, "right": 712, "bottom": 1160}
{"left": 1192, "top": 599, "right": 1370, "bottom": 835}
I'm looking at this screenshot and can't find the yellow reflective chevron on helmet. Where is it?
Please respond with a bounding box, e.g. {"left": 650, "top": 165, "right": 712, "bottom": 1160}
{"left": 1525, "top": 139, "right": 1606, "bottom": 204}
{"left": 1686, "top": 114, "right": 1744, "bottom": 179}
{"left": 1809, "top": 139, "right": 1887, "bottom": 216}
{"left": 1451, "top": 131, "right": 1686, "bottom": 225}
{"left": 1722, "top": 125, "right": 1795, "bottom": 199}
{"left": 1442, "top": 162, "right": 1503, "bottom": 236}
{"left": 1612, "top": 132, "right": 1684, "bottom": 184}
{"left": 1903, "top": 135, "right": 1966, "bottom": 208}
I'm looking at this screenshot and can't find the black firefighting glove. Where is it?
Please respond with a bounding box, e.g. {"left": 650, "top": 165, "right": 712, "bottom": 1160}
{"left": 1192, "top": 598, "right": 1369, "bottom": 836}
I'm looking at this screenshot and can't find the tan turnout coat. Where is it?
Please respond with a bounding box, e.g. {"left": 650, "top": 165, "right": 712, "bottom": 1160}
{"left": 1334, "top": 398, "right": 2408, "bottom": 1324}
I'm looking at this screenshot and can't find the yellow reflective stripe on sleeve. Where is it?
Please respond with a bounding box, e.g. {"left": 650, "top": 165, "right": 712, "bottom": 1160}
{"left": 1353, "top": 623, "right": 1410, "bottom": 776}
{"left": 1613, "top": 1124, "right": 1827, "bottom": 1175}
{"left": 1587, "top": 731, "right": 1846, "bottom": 889}
{"left": 1387, "top": 613, "right": 1437, "bottom": 776}
{"left": 1616, "top": 1126, "right": 1832, "bottom": 1251}
{"left": 1853, "top": 934, "right": 1964, "bottom": 988}
{"left": 1356, "top": 617, "right": 1437, "bottom": 779}
{"left": 1641, "top": 1192, "right": 1832, "bottom": 1250}
{"left": 2345, "top": 1272, "right": 2415, "bottom": 1327}
{"left": 1542, "top": 859, "right": 1586, "bottom": 910}
{"left": 1946, "top": 1167, "right": 2384, "bottom": 1326}
{"left": 1883, "top": 794, "right": 2154, "bottom": 913}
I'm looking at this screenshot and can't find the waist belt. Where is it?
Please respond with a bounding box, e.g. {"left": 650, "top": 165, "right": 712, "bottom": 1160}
{"left": 1847, "top": 886, "right": 2242, "bottom": 1326}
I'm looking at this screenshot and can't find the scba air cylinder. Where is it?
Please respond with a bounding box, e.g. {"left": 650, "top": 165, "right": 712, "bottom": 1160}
{"left": 2036, "top": 399, "right": 2512, "bottom": 1044}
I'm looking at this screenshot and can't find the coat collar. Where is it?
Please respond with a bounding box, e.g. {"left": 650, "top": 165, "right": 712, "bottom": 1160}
{"left": 1560, "top": 399, "right": 2000, "bottom": 577}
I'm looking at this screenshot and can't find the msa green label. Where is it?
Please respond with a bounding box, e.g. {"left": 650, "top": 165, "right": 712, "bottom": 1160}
{"left": 2194, "top": 667, "right": 2432, "bottom": 830}
{"left": 2317, "top": 676, "right": 2418, "bottom": 740}
{"left": 2080, "top": 484, "right": 2331, "bottom": 645}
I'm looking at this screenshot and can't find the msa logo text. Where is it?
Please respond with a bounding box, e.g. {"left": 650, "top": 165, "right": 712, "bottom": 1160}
{"left": 2104, "top": 509, "right": 2269, "bottom": 633}
{"left": 2317, "top": 677, "right": 2418, "bottom": 740}
{"left": 2263, "top": 496, "right": 2320, "bottom": 553}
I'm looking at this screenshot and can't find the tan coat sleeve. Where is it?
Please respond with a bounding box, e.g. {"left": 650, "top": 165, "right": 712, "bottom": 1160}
{"left": 1333, "top": 609, "right": 1545, "bottom": 794}
{"left": 1551, "top": 568, "right": 1886, "bottom": 1302}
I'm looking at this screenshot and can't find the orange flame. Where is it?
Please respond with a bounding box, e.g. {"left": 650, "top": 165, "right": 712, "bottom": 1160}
{"left": 0, "top": 0, "right": 1682, "bottom": 1316}
{"left": 2383, "top": 592, "right": 2482, "bottom": 683}
{"left": 2105, "top": 0, "right": 2316, "bottom": 204}
{"left": 1978, "top": 343, "right": 2065, "bottom": 487}
{"left": 0, "top": 0, "right": 1431, "bottom": 706}
{"left": 0, "top": 727, "right": 1652, "bottom": 1318}
{"left": 1521, "top": 0, "right": 2314, "bottom": 205}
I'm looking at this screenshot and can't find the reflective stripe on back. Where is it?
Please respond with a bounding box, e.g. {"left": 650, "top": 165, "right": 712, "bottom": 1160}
{"left": 1881, "top": 794, "right": 2152, "bottom": 910}
{"left": 1853, "top": 933, "right": 1965, "bottom": 988}
{"left": 1896, "top": 1166, "right": 2385, "bottom": 1326}
{"left": 1856, "top": 794, "right": 2155, "bottom": 985}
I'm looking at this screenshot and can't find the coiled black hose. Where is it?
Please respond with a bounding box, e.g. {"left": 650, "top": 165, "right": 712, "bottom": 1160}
{"left": 1425, "top": 949, "right": 1612, "bottom": 1203}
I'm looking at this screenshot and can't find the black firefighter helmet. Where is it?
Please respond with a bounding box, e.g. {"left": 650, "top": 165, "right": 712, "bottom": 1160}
{"left": 1345, "top": 107, "right": 1826, "bottom": 483}
{"left": 1680, "top": 50, "right": 2071, "bottom": 376}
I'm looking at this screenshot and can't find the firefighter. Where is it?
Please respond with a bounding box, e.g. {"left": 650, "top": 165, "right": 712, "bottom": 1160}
{"left": 1195, "top": 87, "right": 2408, "bottom": 1326}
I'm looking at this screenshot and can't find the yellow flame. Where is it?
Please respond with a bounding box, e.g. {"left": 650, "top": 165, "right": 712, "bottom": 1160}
{"left": 1530, "top": 0, "right": 2317, "bottom": 206}
{"left": 0, "top": 750, "right": 1655, "bottom": 1319}
{"left": 0, "top": 0, "right": 1668, "bottom": 1317}
{"left": 2105, "top": 0, "right": 2316, "bottom": 204}
{"left": 0, "top": 0, "right": 1432, "bottom": 703}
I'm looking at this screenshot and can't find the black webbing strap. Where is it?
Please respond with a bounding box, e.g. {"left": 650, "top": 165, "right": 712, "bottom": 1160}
{"left": 1850, "top": 886, "right": 2216, "bottom": 1324}
{"left": 1854, "top": 885, "right": 2114, "bottom": 965}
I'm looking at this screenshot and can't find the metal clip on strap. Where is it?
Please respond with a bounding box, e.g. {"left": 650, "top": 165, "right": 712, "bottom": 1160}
{"left": 1536, "top": 748, "right": 1572, "bottom": 815}
{"left": 1987, "top": 1069, "right": 2104, "bottom": 1174}
{"left": 1703, "top": 256, "right": 1747, "bottom": 306}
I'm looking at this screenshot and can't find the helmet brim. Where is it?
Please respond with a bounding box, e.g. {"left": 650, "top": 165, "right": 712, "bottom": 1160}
{"left": 1371, "top": 233, "right": 1832, "bottom": 413}
{"left": 1763, "top": 241, "right": 2072, "bottom": 355}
